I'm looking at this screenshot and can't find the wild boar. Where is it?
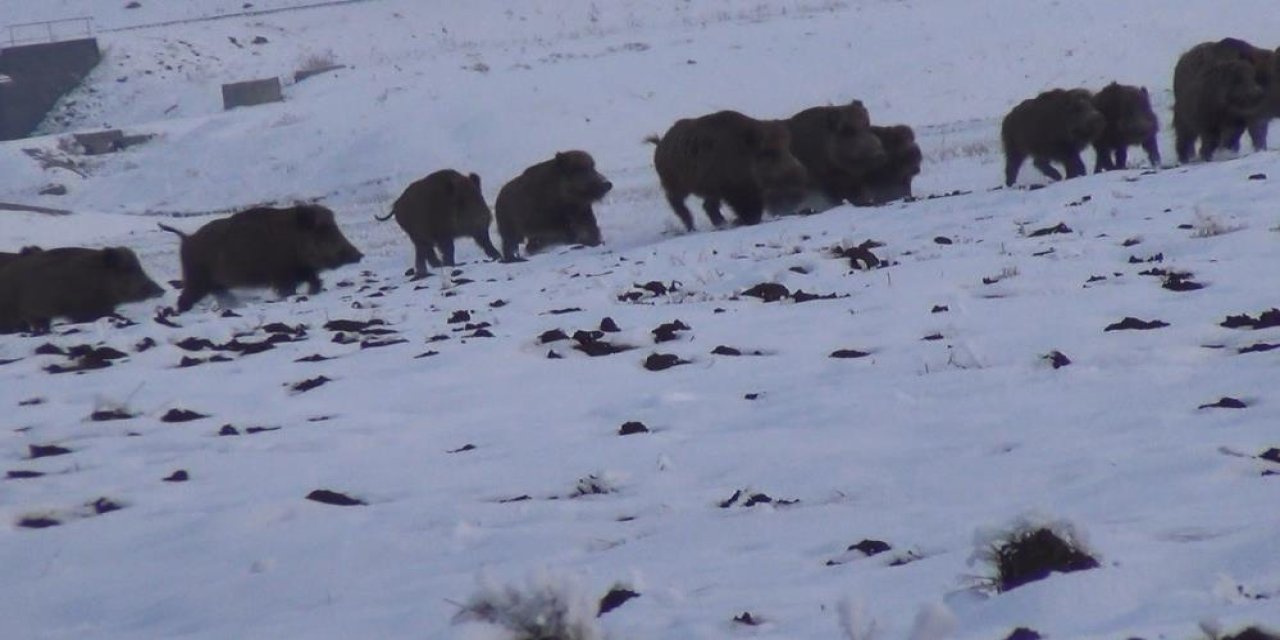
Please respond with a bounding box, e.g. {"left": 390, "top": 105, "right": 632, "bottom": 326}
{"left": 1173, "top": 38, "right": 1269, "bottom": 162}
{"left": 1002, "top": 88, "right": 1105, "bottom": 186}
{"left": 376, "top": 169, "right": 501, "bottom": 278}
{"left": 650, "top": 110, "right": 808, "bottom": 230}
{"left": 159, "top": 204, "right": 363, "bottom": 312}
{"left": 1091, "top": 82, "right": 1161, "bottom": 171}
{"left": 0, "top": 246, "right": 163, "bottom": 333}
{"left": 784, "top": 101, "right": 887, "bottom": 207}
{"left": 494, "top": 150, "right": 612, "bottom": 262}
{"left": 864, "top": 124, "right": 923, "bottom": 204}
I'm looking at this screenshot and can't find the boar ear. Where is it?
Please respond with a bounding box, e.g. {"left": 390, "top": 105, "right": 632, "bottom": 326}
{"left": 295, "top": 206, "right": 319, "bottom": 229}
{"left": 469, "top": 173, "right": 481, "bottom": 190}
{"left": 554, "top": 151, "right": 568, "bottom": 167}
{"left": 1140, "top": 86, "right": 1149, "bottom": 98}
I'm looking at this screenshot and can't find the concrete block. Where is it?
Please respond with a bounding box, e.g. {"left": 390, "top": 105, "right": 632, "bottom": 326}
{"left": 221, "top": 77, "right": 283, "bottom": 110}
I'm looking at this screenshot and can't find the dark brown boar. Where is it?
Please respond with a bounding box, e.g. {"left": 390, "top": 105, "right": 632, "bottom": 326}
{"left": 0, "top": 245, "right": 43, "bottom": 271}
{"left": 650, "top": 110, "right": 808, "bottom": 231}
{"left": 1091, "top": 83, "right": 1161, "bottom": 172}
{"left": 1001, "top": 88, "right": 1105, "bottom": 186}
{"left": 1173, "top": 38, "right": 1269, "bottom": 163}
{"left": 1205, "top": 38, "right": 1280, "bottom": 152}
{"left": 494, "top": 150, "right": 612, "bottom": 262}
{"left": 864, "top": 124, "right": 922, "bottom": 204}
{"left": 784, "top": 101, "right": 887, "bottom": 207}
{"left": 158, "top": 204, "right": 363, "bottom": 312}
{"left": 0, "top": 246, "right": 163, "bottom": 333}
{"left": 376, "top": 169, "right": 500, "bottom": 278}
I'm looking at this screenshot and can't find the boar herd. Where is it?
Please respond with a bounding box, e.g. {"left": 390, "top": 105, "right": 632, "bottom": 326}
{"left": 0, "top": 37, "right": 1277, "bottom": 334}
{"left": 648, "top": 101, "right": 914, "bottom": 231}
{"left": 1007, "top": 37, "right": 1280, "bottom": 186}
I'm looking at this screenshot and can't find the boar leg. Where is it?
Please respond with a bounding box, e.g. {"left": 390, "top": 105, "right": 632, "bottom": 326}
{"left": 273, "top": 269, "right": 319, "bottom": 297}
{"left": 499, "top": 234, "right": 524, "bottom": 263}
{"left": 413, "top": 242, "right": 439, "bottom": 278}
{"left": 27, "top": 318, "right": 52, "bottom": 334}
{"left": 1113, "top": 145, "right": 1129, "bottom": 170}
{"left": 1032, "top": 157, "right": 1064, "bottom": 181}
{"left": 701, "top": 197, "right": 730, "bottom": 228}
{"left": 723, "top": 190, "right": 763, "bottom": 226}
{"left": 422, "top": 243, "right": 442, "bottom": 268}
{"left": 1062, "top": 154, "right": 1087, "bottom": 179}
{"left": 304, "top": 270, "right": 322, "bottom": 294}
{"left": 473, "top": 233, "right": 502, "bottom": 261}
{"left": 177, "top": 279, "right": 212, "bottom": 312}
{"left": 1173, "top": 119, "right": 1197, "bottom": 164}
{"left": 1092, "top": 144, "right": 1113, "bottom": 173}
{"left": 1222, "top": 124, "right": 1245, "bottom": 153}
{"left": 1004, "top": 152, "right": 1026, "bottom": 186}
{"left": 436, "top": 237, "right": 456, "bottom": 267}
{"left": 1247, "top": 119, "right": 1270, "bottom": 151}
{"left": 664, "top": 191, "right": 697, "bottom": 232}
{"left": 1198, "top": 128, "right": 1222, "bottom": 162}
{"left": 1141, "top": 137, "right": 1161, "bottom": 168}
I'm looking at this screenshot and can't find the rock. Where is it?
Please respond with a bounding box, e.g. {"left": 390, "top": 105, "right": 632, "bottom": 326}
{"left": 829, "top": 349, "right": 870, "bottom": 359}
{"left": 848, "top": 539, "right": 892, "bottom": 556}
{"left": 741, "top": 282, "right": 790, "bottom": 302}
{"left": 1028, "top": 222, "right": 1072, "bottom": 237}
{"left": 1104, "top": 317, "right": 1168, "bottom": 331}
{"left": 1045, "top": 350, "right": 1071, "bottom": 369}
{"left": 161, "top": 408, "right": 208, "bottom": 423}
{"left": 597, "top": 588, "right": 640, "bottom": 616}
{"left": 91, "top": 497, "right": 122, "bottom": 514}
{"left": 539, "top": 329, "right": 569, "bottom": 344}
{"left": 1198, "top": 397, "right": 1247, "bottom": 409}
{"left": 90, "top": 408, "right": 133, "bottom": 421}
{"left": 651, "top": 320, "right": 690, "bottom": 343}
{"left": 643, "top": 353, "right": 688, "bottom": 371}
{"left": 305, "top": 489, "right": 365, "bottom": 506}
{"left": 619, "top": 421, "right": 649, "bottom": 435}
{"left": 290, "top": 376, "right": 331, "bottom": 393}
{"left": 17, "top": 516, "right": 60, "bottom": 528}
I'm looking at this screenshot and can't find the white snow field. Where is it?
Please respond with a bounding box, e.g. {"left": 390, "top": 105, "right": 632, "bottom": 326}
{"left": 1, "top": 1, "right": 1279, "bottom": 638}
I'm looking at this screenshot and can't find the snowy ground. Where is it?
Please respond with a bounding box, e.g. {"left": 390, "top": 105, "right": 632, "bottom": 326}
{"left": 2, "top": 1, "right": 1280, "bottom": 639}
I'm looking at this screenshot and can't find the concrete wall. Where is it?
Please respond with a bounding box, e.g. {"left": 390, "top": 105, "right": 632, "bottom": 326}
{"left": 221, "top": 77, "right": 283, "bottom": 110}
{"left": 0, "top": 38, "right": 101, "bottom": 141}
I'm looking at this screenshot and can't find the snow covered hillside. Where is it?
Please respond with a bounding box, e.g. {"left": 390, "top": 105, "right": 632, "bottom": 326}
{"left": 1, "top": 1, "right": 1279, "bottom": 639}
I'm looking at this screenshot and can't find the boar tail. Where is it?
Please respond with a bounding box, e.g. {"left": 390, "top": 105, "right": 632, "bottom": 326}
{"left": 374, "top": 209, "right": 395, "bottom": 221}
{"left": 157, "top": 223, "right": 187, "bottom": 239}
{"left": 643, "top": 134, "right": 661, "bottom": 145}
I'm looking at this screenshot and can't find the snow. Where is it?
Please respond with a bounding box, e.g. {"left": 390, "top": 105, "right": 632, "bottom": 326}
{"left": 2, "top": 1, "right": 1280, "bottom": 639}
